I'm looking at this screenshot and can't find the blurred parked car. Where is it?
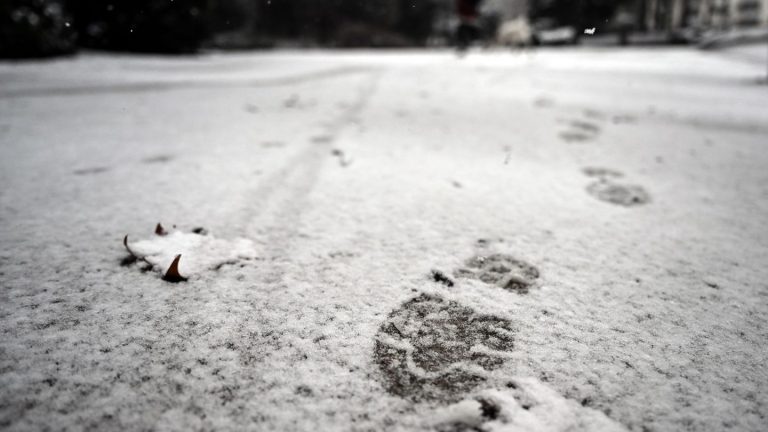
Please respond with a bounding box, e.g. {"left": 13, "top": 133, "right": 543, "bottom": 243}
{"left": 497, "top": 17, "right": 532, "bottom": 47}
{"left": 532, "top": 18, "right": 578, "bottom": 45}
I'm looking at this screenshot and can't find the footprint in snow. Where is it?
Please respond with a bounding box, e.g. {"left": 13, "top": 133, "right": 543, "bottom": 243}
{"left": 559, "top": 119, "right": 601, "bottom": 143}
{"left": 73, "top": 166, "right": 109, "bottom": 176}
{"left": 311, "top": 135, "right": 333, "bottom": 144}
{"left": 569, "top": 120, "right": 601, "bottom": 134}
{"left": 559, "top": 131, "right": 593, "bottom": 143}
{"left": 586, "top": 181, "right": 650, "bottom": 206}
{"left": 582, "top": 167, "right": 623, "bottom": 180}
{"left": 453, "top": 254, "right": 540, "bottom": 294}
{"left": 141, "top": 155, "right": 174, "bottom": 164}
{"left": 581, "top": 168, "right": 650, "bottom": 207}
{"left": 533, "top": 96, "right": 555, "bottom": 108}
{"left": 373, "top": 294, "right": 516, "bottom": 403}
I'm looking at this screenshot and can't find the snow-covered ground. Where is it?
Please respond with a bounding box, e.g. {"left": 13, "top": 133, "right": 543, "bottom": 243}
{"left": 0, "top": 47, "right": 766, "bottom": 431}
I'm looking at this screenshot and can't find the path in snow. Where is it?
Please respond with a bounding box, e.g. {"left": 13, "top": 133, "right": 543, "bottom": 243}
{"left": 1, "top": 48, "right": 767, "bottom": 431}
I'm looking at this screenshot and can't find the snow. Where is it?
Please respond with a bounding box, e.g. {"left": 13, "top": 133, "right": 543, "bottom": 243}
{"left": 432, "top": 379, "right": 627, "bottom": 431}
{"left": 124, "top": 228, "right": 258, "bottom": 278}
{"left": 1, "top": 47, "right": 767, "bottom": 431}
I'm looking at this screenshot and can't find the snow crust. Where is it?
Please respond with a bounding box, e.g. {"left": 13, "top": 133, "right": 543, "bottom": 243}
{"left": 1, "top": 48, "right": 767, "bottom": 431}
{"left": 432, "top": 378, "right": 627, "bottom": 432}
{"left": 126, "top": 229, "right": 257, "bottom": 278}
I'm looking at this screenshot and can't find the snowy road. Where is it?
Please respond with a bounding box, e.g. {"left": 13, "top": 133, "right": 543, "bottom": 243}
{"left": 1, "top": 48, "right": 767, "bottom": 431}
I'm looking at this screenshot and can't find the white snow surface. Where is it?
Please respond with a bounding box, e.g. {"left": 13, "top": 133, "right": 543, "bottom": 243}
{"left": 432, "top": 378, "right": 626, "bottom": 432}
{"left": 126, "top": 230, "right": 258, "bottom": 278}
{"left": 1, "top": 48, "right": 767, "bottom": 431}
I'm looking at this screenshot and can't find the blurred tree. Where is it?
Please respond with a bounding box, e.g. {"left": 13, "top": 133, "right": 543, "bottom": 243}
{"left": 1, "top": 0, "right": 445, "bottom": 56}
{"left": 209, "top": 0, "right": 253, "bottom": 34}
{"left": 72, "top": 0, "right": 210, "bottom": 53}
{"left": 396, "top": 0, "right": 438, "bottom": 43}
{"left": 251, "top": 0, "right": 439, "bottom": 47}
{"left": 0, "top": 0, "right": 77, "bottom": 58}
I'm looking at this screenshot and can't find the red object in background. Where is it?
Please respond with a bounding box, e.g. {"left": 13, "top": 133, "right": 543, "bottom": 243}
{"left": 456, "top": 0, "right": 481, "bottom": 20}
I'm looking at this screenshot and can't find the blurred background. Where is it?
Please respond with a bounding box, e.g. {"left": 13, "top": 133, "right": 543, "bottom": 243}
{"left": 1, "top": 0, "right": 767, "bottom": 58}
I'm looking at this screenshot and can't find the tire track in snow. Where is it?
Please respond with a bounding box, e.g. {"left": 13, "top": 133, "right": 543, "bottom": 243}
{"left": 0, "top": 66, "right": 377, "bottom": 99}
{"left": 119, "top": 71, "right": 385, "bottom": 416}
{"left": 238, "top": 70, "right": 381, "bottom": 255}
{"left": 208, "top": 69, "right": 383, "bottom": 397}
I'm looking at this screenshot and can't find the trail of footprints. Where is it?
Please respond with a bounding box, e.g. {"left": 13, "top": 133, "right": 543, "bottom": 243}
{"left": 557, "top": 108, "right": 637, "bottom": 144}
{"left": 374, "top": 251, "right": 540, "bottom": 403}
{"left": 555, "top": 107, "right": 651, "bottom": 206}
{"left": 373, "top": 168, "right": 651, "bottom": 412}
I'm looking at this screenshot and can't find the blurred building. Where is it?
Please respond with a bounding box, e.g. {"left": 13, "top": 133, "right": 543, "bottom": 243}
{"left": 519, "top": 0, "right": 768, "bottom": 32}
{"left": 695, "top": 0, "right": 768, "bottom": 28}
{"left": 628, "top": 0, "right": 768, "bottom": 32}
{"left": 486, "top": 0, "right": 529, "bottom": 19}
